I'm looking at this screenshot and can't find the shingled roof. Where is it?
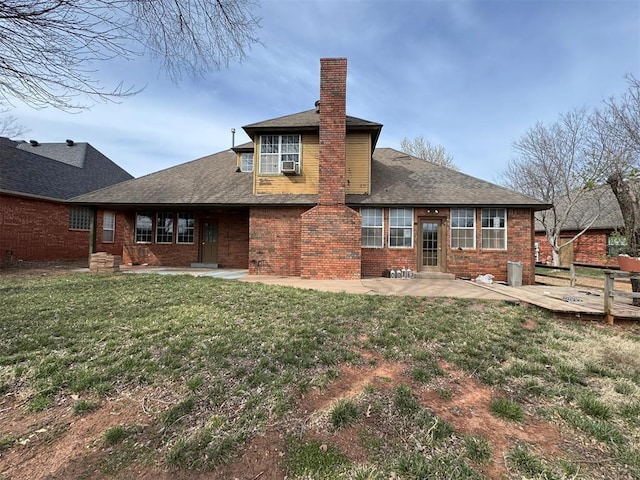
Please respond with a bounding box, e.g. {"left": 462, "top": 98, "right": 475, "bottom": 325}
{"left": 72, "top": 146, "right": 548, "bottom": 210}
{"left": 243, "top": 109, "right": 383, "bottom": 149}
{"left": 0, "top": 138, "right": 133, "bottom": 200}
{"left": 535, "top": 185, "right": 623, "bottom": 232}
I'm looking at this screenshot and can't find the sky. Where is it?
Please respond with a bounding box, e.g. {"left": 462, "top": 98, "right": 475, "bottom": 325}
{"left": 5, "top": 0, "right": 640, "bottom": 183}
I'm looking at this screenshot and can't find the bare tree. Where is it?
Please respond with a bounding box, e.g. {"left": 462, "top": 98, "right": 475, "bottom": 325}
{"left": 400, "top": 135, "right": 459, "bottom": 170}
{"left": 0, "top": 0, "right": 261, "bottom": 111}
{"left": 591, "top": 75, "right": 640, "bottom": 252}
{"left": 0, "top": 111, "right": 29, "bottom": 138}
{"left": 502, "top": 109, "right": 599, "bottom": 266}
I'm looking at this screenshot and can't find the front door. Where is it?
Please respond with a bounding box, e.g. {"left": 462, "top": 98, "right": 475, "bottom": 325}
{"left": 420, "top": 220, "right": 442, "bottom": 271}
{"left": 200, "top": 220, "right": 218, "bottom": 263}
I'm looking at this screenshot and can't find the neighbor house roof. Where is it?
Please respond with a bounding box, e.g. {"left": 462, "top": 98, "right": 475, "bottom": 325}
{"left": 72, "top": 146, "right": 549, "bottom": 210}
{"left": 0, "top": 138, "right": 133, "bottom": 201}
{"left": 534, "top": 185, "right": 623, "bottom": 232}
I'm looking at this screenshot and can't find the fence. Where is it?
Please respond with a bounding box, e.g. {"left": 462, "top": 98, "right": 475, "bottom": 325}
{"left": 535, "top": 262, "right": 619, "bottom": 287}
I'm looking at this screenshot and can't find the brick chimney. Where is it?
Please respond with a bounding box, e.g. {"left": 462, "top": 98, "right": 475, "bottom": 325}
{"left": 300, "top": 58, "right": 362, "bottom": 279}
{"left": 318, "top": 58, "right": 347, "bottom": 205}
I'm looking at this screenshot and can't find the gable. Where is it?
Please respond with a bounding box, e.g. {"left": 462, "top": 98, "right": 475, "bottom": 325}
{"left": 0, "top": 139, "right": 133, "bottom": 200}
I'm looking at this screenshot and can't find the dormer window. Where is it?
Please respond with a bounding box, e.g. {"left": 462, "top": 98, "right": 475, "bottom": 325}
{"left": 241, "top": 152, "right": 254, "bottom": 172}
{"left": 259, "top": 134, "right": 300, "bottom": 174}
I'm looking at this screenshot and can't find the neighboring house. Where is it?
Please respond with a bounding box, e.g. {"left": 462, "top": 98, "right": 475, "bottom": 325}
{"left": 0, "top": 137, "right": 133, "bottom": 265}
{"left": 72, "top": 58, "right": 549, "bottom": 283}
{"left": 535, "top": 185, "right": 624, "bottom": 267}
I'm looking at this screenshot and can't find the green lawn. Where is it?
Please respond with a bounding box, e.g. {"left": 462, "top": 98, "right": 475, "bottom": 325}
{"left": 1, "top": 273, "right": 639, "bottom": 479}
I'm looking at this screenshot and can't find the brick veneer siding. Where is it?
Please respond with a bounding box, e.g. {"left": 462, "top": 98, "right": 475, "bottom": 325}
{"left": 120, "top": 211, "right": 249, "bottom": 267}
{"left": 301, "top": 205, "right": 361, "bottom": 279}
{"left": 447, "top": 208, "right": 536, "bottom": 283}
{"left": 249, "top": 207, "right": 306, "bottom": 276}
{"left": 535, "top": 229, "right": 618, "bottom": 267}
{"left": 0, "top": 193, "right": 89, "bottom": 264}
{"left": 94, "top": 210, "right": 128, "bottom": 256}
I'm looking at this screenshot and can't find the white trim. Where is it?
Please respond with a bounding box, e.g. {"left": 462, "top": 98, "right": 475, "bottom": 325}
{"left": 389, "top": 208, "right": 413, "bottom": 248}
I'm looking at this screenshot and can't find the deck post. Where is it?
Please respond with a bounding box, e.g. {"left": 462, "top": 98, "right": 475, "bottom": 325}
{"left": 604, "top": 271, "right": 615, "bottom": 325}
{"left": 570, "top": 263, "right": 576, "bottom": 287}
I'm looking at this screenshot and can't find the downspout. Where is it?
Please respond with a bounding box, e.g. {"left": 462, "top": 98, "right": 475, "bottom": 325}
{"left": 89, "top": 207, "right": 97, "bottom": 262}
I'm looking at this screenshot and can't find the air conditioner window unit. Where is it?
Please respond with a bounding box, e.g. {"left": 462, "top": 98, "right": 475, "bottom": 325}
{"left": 281, "top": 160, "right": 297, "bottom": 174}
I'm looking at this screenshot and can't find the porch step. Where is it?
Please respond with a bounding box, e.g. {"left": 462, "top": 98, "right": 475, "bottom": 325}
{"left": 414, "top": 272, "right": 456, "bottom": 280}
{"left": 191, "top": 263, "right": 219, "bottom": 268}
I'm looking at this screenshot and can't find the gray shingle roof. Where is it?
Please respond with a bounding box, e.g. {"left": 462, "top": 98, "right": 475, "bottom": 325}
{"left": 347, "top": 148, "right": 549, "bottom": 208}
{"left": 0, "top": 138, "right": 133, "bottom": 200}
{"left": 72, "top": 146, "right": 549, "bottom": 210}
{"left": 534, "top": 185, "right": 623, "bottom": 232}
{"left": 243, "top": 109, "right": 383, "bottom": 149}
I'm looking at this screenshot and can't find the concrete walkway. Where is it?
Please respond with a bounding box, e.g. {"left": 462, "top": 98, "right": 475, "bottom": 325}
{"left": 119, "top": 266, "right": 513, "bottom": 300}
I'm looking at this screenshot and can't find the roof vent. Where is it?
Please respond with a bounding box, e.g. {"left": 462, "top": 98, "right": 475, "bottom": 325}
{"left": 66, "top": 139, "right": 74, "bottom": 146}
{"left": 29, "top": 140, "right": 39, "bottom": 147}
{"left": 314, "top": 100, "right": 320, "bottom": 113}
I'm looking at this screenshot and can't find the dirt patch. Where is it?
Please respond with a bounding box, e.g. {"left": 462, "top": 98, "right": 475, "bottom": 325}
{"left": 421, "top": 362, "right": 563, "bottom": 479}
{"left": 0, "top": 393, "right": 150, "bottom": 480}
{"left": 1, "top": 356, "right": 565, "bottom": 480}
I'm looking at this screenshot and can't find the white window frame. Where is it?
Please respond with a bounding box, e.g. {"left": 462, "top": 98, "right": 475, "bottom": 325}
{"left": 361, "top": 208, "right": 384, "bottom": 248}
{"left": 177, "top": 213, "right": 195, "bottom": 244}
{"left": 102, "top": 211, "right": 115, "bottom": 243}
{"left": 481, "top": 208, "right": 507, "bottom": 250}
{"left": 389, "top": 208, "right": 413, "bottom": 248}
{"left": 135, "top": 212, "right": 153, "bottom": 244}
{"left": 155, "top": 212, "right": 174, "bottom": 244}
{"left": 240, "top": 152, "right": 254, "bottom": 172}
{"left": 259, "top": 134, "right": 300, "bottom": 174}
{"left": 450, "top": 208, "right": 476, "bottom": 250}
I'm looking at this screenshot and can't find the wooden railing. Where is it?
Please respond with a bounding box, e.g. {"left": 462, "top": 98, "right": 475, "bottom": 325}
{"left": 535, "top": 262, "right": 619, "bottom": 287}
{"left": 604, "top": 271, "right": 640, "bottom": 325}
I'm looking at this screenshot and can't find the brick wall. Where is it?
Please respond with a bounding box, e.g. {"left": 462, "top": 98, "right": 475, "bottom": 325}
{"left": 0, "top": 193, "right": 89, "bottom": 263}
{"left": 120, "top": 210, "right": 250, "bottom": 267}
{"left": 535, "top": 229, "right": 618, "bottom": 267}
{"left": 447, "top": 208, "right": 535, "bottom": 283}
{"left": 301, "top": 205, "right": 361, "bottom": 279}
{"left": 95, "top": 210, "right": 128, "bottom": 256}
{"left": 249, "top": 207, "right": 305, "bottom": 276}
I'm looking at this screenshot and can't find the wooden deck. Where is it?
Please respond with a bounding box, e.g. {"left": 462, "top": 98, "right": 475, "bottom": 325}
{"left": 476, "top": 280, "right": 640, "bottom": 323}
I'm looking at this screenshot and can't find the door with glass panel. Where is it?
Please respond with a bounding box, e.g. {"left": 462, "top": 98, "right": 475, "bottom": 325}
{"left": 420, "top": 220, "right": 442, "bottom": 271}
{"left": 200, "top": 220, "right": 218, "bottom": 263}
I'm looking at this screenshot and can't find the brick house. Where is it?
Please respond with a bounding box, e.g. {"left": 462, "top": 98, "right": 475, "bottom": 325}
{"left": 73, "top": 58, "right": 549, "bottom": 283}
{"left": 535, "top": 185, "right": 624, "bottom": 267}
{"left": 0, "top": 137, "right": 133, "bottom": 265}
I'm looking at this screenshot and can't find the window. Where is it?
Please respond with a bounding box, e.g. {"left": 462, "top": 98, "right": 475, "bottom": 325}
{"left": 607, "top": 233, "right": 627, "bottom": 257}
{"left": 156, "top": 212, "right": 174, "bottom": 243}
{"left": 135, "top": 212, "right": 152, "bottom": 243}
{"left": 102, "top": 211, "right": 115, "bottom": 243}
{"left": 389, "top": 208, "right": 413, "bottom": 248}
{"left": 259, "top": 134, "right": 300, "bottom": 173}
{"left": 361, "top": 208, "right": 383, "bottom": 248}
{"left": 450, "top": 208, "right": 475, "bottom": 249}
{"left": 481, "top": 208, "right": 507, "bottom": 249}
{"left": 240, "top": 152, "right": 254, "bottom": 172}
{"left": 69, "top": 206, "right": 91, "bottom": 230}
{"left": 177, "top": 213, "right": 195, "bottom": 244}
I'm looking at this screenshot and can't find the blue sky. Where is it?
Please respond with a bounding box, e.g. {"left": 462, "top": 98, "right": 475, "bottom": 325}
{"left": 7, "top": 0, "right": 640, "bottom": 182}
